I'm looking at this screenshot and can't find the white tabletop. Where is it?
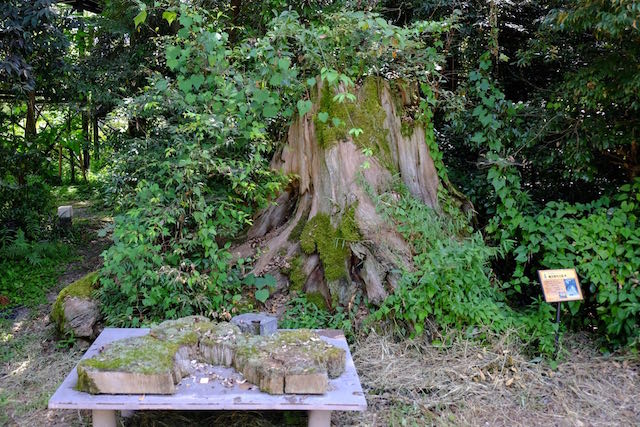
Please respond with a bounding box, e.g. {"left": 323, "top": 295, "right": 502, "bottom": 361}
{"left": 48, "top": 328, "right": 367, "bottom": 412}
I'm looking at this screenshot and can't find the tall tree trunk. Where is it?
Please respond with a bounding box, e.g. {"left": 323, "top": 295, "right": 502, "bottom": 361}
{"left": 25, "top": 91, "right": 37, "bottom": 138}
{"left": 231, "top": 78, "right": 459, "bottom": 308}
{"left": 58, "top": 144, "right": 63, "bottom": 181}
{"left": 68, "top": 109, "right": 75, "bottom": 183}
{"left": 69, "top": 148, "right": 76, "bottom": 183}
{"left": 82, "top": 109, "right": 90, "bottom": 172}
{"left": 93, "top": 111, "right": 99, "bottom": 162}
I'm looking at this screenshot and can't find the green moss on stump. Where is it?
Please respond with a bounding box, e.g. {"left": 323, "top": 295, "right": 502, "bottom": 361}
{"left": 51, "top": 271, "right": 98, "bottom": 332}
{"left": 314, "top": 78, "right": 392, "bottom": 168}
{"left": 299, "top": 207, "right": 361, "bottom": 283}
{"left": 300, "top": 214, "right": 348, "bottom": 282}
{"left": 288, "top": 206, "right": 310, "bottom": 243}
{"left": 285, "top": 256, "right": 306, "bottom": 292}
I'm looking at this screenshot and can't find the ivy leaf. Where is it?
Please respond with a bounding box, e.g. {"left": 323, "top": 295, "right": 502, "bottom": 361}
{"left": 269, "top": 73, "right": 283, "bottom": 86}
{"left": 306, "top": 77, "right": 317, "bottom": 87}
{"left": 317, "top": 111, "right": 329, "bottom": 123}
{"left": 177, "top": 77, "right": 192, "bottom": 93}
{"left": 331, "top": 117, "right": 342, "bottom": 127}
{"left": 255, "top": 289, "right": 269, "bottom": 303}
{"left": 349, "top": 127, "right": 363, "bottom": 137}
{"left": 162, "top": 11, "right": 177, "bottom": 25}
{"left": 297, "top": 99, "right": 312, "bottom": 116}
{"left": 191, "top": 74, "right": 205, "bottom": 90}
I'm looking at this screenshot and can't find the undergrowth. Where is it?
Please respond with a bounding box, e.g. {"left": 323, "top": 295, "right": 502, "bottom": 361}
{"left": 280, "top": 293, "right": 355, "bottom": 340}
{"left": 372, "top": 182, "right": 557, "bottom": 355}
{"left": 0, "top": 231, "right": 75, "bottom": 309}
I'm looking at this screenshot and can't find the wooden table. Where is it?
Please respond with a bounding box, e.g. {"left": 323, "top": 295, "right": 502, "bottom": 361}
{"left": 48, "top": 328, "right": 367, "bottom": 427}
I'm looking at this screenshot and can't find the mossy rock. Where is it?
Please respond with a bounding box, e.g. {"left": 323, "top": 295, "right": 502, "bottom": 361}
{"left": 51, "top": 272, "right": 100, "bottom": 338}
{"left": 76, "top": 316, "right": 346, "bottom": 396}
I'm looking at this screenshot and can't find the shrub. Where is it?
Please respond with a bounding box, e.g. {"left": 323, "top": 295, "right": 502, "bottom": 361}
{"left": 372, "top": 184, "right": 557, "bottom": 355}
{"left": 510, "top": 179, "right": 640, "bottom": 348}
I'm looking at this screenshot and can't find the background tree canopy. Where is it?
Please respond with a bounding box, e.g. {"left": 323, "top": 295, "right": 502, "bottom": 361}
{"left": 1, "top": 0, "right": 639, "bottom": 354}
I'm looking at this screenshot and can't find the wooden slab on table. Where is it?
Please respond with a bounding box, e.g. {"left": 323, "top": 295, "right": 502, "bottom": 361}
{"left": 48, "top": 328, "right": 367, "bottom": 412}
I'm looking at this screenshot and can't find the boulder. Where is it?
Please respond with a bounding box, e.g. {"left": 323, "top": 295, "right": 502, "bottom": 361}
{"left": 52, "top": 272, "right": 100, "bottom": 339}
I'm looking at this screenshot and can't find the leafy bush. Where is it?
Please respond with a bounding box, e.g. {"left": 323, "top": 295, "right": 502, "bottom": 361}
{"left": 510, "top": 180, "right": 640, "bottom": 348}
{"left": 0, "top": 175, "right": 54, "bottom": 241}
{"left": 372, "top": 183, "right": 557, "bottom": 354}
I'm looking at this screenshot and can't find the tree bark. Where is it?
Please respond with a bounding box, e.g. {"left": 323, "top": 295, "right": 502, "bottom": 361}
{"left": 232, "top": 78, "right": 446, "bottom": 308}
{"left": 69, "top": 148, "right": 76, "bottom": 183}
{"left": 25, "top": 91, "right": 36, "bottom": 138}
{"left": 82, "top": 109, "right": 90, "bottom": 171}
{"left": 93, "top": 111, "right": 99, "bottom": 162}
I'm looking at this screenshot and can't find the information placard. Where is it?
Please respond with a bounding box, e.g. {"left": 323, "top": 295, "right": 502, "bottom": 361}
{"left": 538, "top": 269, "right": 583, "bottom": 303}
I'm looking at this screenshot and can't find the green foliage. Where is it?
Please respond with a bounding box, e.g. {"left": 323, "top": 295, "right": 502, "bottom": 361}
{"left": 241, "top": 274, "right": 277, "bottom": 304}
{"left": 510, "top": 180, "right": 640, "bottom": 348}
{"left": 280, "top": 294, "right": 353, "bottom": 339}
{"left": 372, "top": 183, "right": 557, "bottom": 355}
{"left": 0, "top": 233, "right": 74, "bottom": 308}
{"left": 0, "top": 176, "right": 54, "bottom": 241}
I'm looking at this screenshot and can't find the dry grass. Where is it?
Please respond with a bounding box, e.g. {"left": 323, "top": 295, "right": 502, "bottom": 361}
{"left": 0, "top": 306, "right": 91, "bottom": 427}
{"left": 2, "top": 307, "right": 639, "bottom": 427}
{"left": 336, "top": 329, "right": 640, "bottom": 427}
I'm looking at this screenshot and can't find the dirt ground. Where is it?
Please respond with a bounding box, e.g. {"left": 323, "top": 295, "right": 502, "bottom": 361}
{"left": 1, "top": 203, "right": 639, "bottom": 427}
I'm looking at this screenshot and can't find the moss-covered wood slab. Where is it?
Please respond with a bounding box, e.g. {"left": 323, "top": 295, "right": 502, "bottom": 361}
{"left": 76, "top": 316, "right": 345, "bottom": 395}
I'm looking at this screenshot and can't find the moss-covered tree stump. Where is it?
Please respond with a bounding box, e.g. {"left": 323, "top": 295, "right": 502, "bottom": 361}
{"left": 231, "top": 77, "right": 464, "bottom": 309}
{"left": 76, "top": 316, "right": 345, "bottom": 395}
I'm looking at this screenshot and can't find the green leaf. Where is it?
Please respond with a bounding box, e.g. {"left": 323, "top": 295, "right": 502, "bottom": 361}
{"left": 263, "top": 103, "right": 278, "bottom": 118}
{"left": 191, "top": 74, "right": 205, "bottom": 90}
{"left": 297, "top": 99, "right": 312, "bottom": 116}
{"left": 134, "top": 9, "right": 147, "bottom": 28}
{"left": 317, "top": 112, "right": 329, "bottom": 123}
{"left": 255, "top": 289, "right": 269, "bottom": 303}
{"left": 269, "top": 73, "right": 283, "bottom": 86}
{"left": 277, "top": 57, "right": 291, "bottom": 70}
{"left": 162, "top": 11, "right": 177, "bottom": 25}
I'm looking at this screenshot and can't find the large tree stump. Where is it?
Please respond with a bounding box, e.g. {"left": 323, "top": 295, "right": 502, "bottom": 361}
{"left": 233, "top": 77, "right": 442, "bottom": 307}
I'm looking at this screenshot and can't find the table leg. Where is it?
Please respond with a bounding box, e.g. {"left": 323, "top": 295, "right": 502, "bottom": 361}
{"left": 92, "top": 409, "right": 116, "bottom": 427}
{"left": 308, "top": 410, "right": 331, "bottom": 427}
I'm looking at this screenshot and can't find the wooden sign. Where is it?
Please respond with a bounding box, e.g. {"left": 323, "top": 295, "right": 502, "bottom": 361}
{"left": 538, "top": 269, "right": 583, "bottom": 303}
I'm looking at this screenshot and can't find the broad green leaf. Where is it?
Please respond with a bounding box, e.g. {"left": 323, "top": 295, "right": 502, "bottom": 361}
{"left": 277, "top": 57, "right": 291, "bottom": 70}
{"left": 162, "top": 11, "right": 177, "bottom": 25}
{"left": 317, "top": 112, "right": 329, "bottom": 123}
{"left": 255, "top": 289, "right": 269, "bottom": 303}
{"left": 134, "top": 9, "right": 147, "bottom": 28}
{"left": 297, "top": 99, "right": 312, "bottom": 116}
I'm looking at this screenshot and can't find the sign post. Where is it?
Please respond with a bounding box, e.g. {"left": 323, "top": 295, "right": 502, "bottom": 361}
{"left": 538, "top": 269, "right": 584, "bottom": 357}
